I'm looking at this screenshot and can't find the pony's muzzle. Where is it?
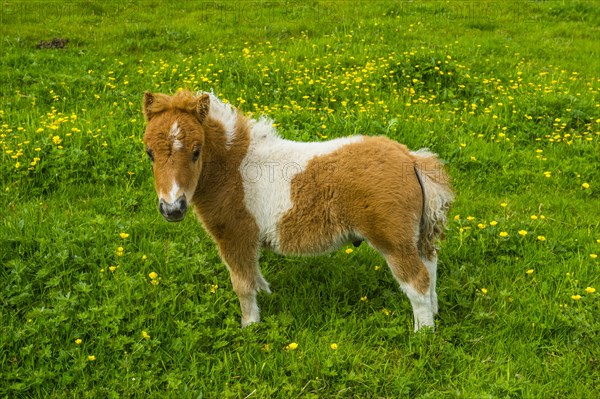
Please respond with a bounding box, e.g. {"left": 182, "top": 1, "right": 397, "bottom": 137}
{"left": 159, "top": 196, "right": 187, "bottom": 222}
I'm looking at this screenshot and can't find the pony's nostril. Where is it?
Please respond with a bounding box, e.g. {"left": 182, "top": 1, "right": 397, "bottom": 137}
{"left": 176, "top": 196, "right": 187, "bottom": 212}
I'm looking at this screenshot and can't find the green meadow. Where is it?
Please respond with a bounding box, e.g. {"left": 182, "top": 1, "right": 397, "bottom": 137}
{"left": 1, "top": 1, "right": 599, "bottom": 397}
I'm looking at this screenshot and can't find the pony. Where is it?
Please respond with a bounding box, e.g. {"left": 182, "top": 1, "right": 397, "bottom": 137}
{"left": 142, "top": 90, "right": 454, "bottom": 332}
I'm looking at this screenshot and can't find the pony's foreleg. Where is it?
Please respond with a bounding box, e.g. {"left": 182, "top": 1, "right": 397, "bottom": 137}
{"left": 218, "top": 242, "right": 270, "bottom": 327}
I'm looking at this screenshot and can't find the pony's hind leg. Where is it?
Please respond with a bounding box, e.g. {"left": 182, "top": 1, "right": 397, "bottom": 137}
{"left": 384, "top": 246, "right": 434, "bottom": 332}
{"left": 421, "top": 251, "right": 438, "bottom": 315}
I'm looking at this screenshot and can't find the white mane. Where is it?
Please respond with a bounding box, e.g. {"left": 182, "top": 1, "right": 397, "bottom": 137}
{"left": 201, "top": 91, "right": 280, "bottom": 148}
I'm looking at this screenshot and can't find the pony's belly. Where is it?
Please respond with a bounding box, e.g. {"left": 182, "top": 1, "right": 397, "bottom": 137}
{"left": 266, "top": 227, "right": 362, "bottom": 257}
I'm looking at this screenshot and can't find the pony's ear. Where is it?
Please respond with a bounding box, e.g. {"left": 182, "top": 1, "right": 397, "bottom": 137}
{"left": 143, "top": 91, "right": 156, "bottom": 121}
{"left": 194, "top": 94, "right": 210, "bottom": 124}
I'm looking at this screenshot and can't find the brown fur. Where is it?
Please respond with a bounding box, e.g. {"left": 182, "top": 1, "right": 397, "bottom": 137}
{"left": 278, "top": 137, "right": 431, "bottom": 293}
{"left": 143, "top": 91, "right": 267, "bottom": 325}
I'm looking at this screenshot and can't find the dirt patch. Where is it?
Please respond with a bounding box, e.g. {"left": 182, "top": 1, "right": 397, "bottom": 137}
{"left": 36, "top": 38, "right": 69, "bottom": 49}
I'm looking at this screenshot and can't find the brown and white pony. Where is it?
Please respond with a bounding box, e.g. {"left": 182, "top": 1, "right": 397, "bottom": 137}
{"left": 142, "top": 90, "right": 453, "bottom": 331}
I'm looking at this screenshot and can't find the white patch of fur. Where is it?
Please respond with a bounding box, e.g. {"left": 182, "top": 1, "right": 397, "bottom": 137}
{"left": 169, "top": 121, "right": 179, "bottom": 138}
{"left": 240, "top": 118, "right": 363, "bottom": 252}
{"left": 201, "top": 91, "right": 238, "bottom": 149}
{"left": 161, "top": 180, "right": 180, "bottom": 204}
{"left": 173, "top": 139, "right": 184, "bottom": 151}
{"left": 421, "top": 252, "right": 438, "bottom": 315}
{"left": 397, "top": 280, "right": 434, "bottom": 332}
{"left": 170, "top": 121, "right": 184, "bottom": 151}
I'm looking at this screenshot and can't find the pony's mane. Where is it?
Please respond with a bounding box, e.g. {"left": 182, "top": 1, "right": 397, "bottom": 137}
{"left": 148, "top": 90, "right": 198, "bottom": 114}
{"left": 199, "top": 91, "right": 280, "bottom": 147}
{"left": 147, "top": 90, "right": 280, "bottom": 148}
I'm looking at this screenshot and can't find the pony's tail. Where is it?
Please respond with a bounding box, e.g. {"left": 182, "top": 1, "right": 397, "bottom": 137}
{"left": 411, "top": 149, "right": 454, "bottom": 260}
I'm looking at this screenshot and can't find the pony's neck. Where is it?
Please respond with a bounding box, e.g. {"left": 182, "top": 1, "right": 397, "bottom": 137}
{"left": 195, "top": 114, "right": 252, "bottom": 199}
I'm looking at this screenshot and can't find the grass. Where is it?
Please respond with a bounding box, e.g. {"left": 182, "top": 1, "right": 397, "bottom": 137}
{"left": 1, "top": 1, "right": 599, "bottom": 397}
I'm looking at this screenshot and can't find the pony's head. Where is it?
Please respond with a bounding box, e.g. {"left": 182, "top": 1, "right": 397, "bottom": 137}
{"left": 142, "top": 91, "right": 210, "bottom": 222}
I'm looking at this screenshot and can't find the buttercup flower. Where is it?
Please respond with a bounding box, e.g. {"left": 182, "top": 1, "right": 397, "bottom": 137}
{"left": 149, "top": 272, "right": 158, "bottom": 280}
{"left": 75, "top": 338, "right": 82, "bottom": 345}
{"left": 119, "top": 232, "right": 129, "bottom": 239}
{"left": 584, "top": 287, "right": 596, "bottom": 294}
{"left": 330, "top": 343, "right": 338, "bottom": 350}
{"left": 88, "top": 355, "right": 96, "bottom": 361}
{"left": 287, "top": 342, "right": 298, "bottom": 350}
{"left": 571, "top": 295, "right": 581, "bottom": 301}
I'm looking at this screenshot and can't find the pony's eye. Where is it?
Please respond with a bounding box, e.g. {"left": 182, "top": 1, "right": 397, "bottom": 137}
{"left": 146, "top": 148, "right": 154, "bottom": 162}
{"left": 192, "top": 147, "right": 201, "bottom": 162}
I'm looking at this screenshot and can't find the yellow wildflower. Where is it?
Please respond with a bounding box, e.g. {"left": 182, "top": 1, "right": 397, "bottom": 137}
{"left": 581, "top": 182, "right": 590, "bottom": 189}
{"left": 526, "top": 269, "right": 534, "bottom": 275}
{"left": 481, "top": 288, "right": 488, "bottom": 295}
{"left": 142, "top": 331, "right": 151, "bottom": 340}
{"left": 330, "top": 343, "right": 338, "bottom": 350}
{"left": 490, "top": 221, "right": 498, "bottom": 226}
{"left": 75, "top": 339, "right": 82, "bottom": 345}
{"left": 571, "top": 295, "right": 581, "bottom": 301}
{"left": 518, "top": 230, "right": 528, "bottom": 237}
{"left": 88, "top": 355, "right": 96, "bottom": 361}
{"left": 590, "top": 254, "right": 598, "bottom": 259}
{"left": 287, "top": 342, "right": 298, "bottom": 350}
{"left": 149, "top": 272, "right": 158, "bottom": 280}
{"left": 537, "top": 236, "right": 546, "bottom": 241}
{"left": 499, "top": 231, "right": 509, "bottom": 237}
{"left": 345, "top": 248, "right": 353, "bottom": 254}
{"left": 109, "top": 265, "right": 117, "bottom": 272}
{"left": 119, "top": 233, "right": 129, "bottom": 239}
{"left": 585, "top": 287, "right": 596, "bottom": 294}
